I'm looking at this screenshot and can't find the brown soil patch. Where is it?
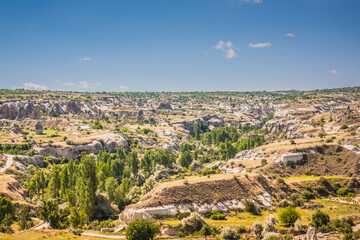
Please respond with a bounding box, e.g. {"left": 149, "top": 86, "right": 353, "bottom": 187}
{"left": 130, "top": 175, "right": 283, "bottom": 209}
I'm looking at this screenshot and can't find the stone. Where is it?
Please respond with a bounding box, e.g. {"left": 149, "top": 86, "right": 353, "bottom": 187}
{"left": 100, "top": 228, "right": 114, "bottom": 233}
{"left": 11, "top": 123, "right": 23, "bottom": 134}
{"left": 158, "top": 102, "right": 172, "bottom": 110}
{"left": 136, "top": 110, "right": 144, "bottom": 123}
{"left": 275, "top": 152, "right": 305, "bottom": 166}
{"left": 35, "top": 121, "right": 43, "bottom": 135}
{"left": 306, "top": 226, "right": 318, "bottom": 240}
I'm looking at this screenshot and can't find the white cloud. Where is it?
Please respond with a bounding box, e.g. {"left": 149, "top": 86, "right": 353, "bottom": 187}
{"left": 23, "top": 82, "right": 48, "bottom": 91}
{"left": 119, "top": 85, "right": 129, "bottom": 91}
{"left": 225, "top": 48, "right": 238, "bottom": 59}
{"left": 79, "top": 81, "right": 101, "bottom": 89}
{"left": 60, "top": 81, "right": 76, "bottom": 86}
{"left": 80, "top": 57, "right": 91, "bottom": 61}
{"left": 286, "top": 33, "right": 295, "bottom": 38}
{"left": 249, "top": 42, "right": 272, "bottom": 48}
{"left": 242, "top": 0, "right": 263, "bottom": 3}
{"left": 215, "top": 40, "right": 225, "bottom": 50}
{"left": 57, "top": 80, "right": 101, "bottom": 89}
{"left": 215, "top": 40, "right": 238, "bottom": 59}
{"left": 330, "top": 70, "right": 339, "bottom": 75}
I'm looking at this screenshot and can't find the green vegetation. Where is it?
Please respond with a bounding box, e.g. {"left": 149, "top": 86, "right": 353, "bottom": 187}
{"left": 126, "top": 219, "right": 159, "bottom": 240}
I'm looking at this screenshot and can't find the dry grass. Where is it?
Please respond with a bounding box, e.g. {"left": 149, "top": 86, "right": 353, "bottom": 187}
{"left": 0, "top": 231, "right": 108, "bottom": 240}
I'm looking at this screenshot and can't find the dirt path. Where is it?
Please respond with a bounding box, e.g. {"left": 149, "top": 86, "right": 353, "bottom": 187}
{"left": 81, "top": 232, "right": 126, "bottom": 239}
{"left": 0, "top": 154, "right": 13, "bottom": 173}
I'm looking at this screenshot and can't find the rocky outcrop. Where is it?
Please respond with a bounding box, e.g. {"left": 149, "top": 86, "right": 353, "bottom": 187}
{"left": 35, "top": 121, "right": 43, "bottom": 135}
{"left": 264, "top": 119, "right": 303, "bottom": 138}
{"left": 136, "top": 110, "right": 144, "bottom": 123}
{"left": 0, "top": 101, "right": 40, "bottom": 120}
{"left": 49, "top": 103, "right": 64, "bottom": 117}
{"left": 306, "top": 226, "right": 318, "bottom": 240}
{"left": 120, "top": 195, "right": 271, "bottom": 224}
{"left": 173, "top": 114, "right": 224, "bottom": 134}
{"left": 275, "top": 152, "right": 305, "bottom": 166}
{"left": 17, "top": 155, "right": 44, "bottom": 166}
{"left": 158, "top": 102, "right": 172, "bottom": 110}
{"left": 33, "top": 134, "right": 128, "bottom": 160}
{"left": 10, "top": 123, "right": 22, "bottom": 134}
{"left": 344, "top": 145, "right": 360, "bottom": 155}
{"left": 119, "top": 176, "right": 281, "bottom": 224}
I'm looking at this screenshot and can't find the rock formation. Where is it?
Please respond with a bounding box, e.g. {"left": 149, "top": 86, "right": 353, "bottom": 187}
{"left": 35, "top": 121, "right": 43, "bottom": 135}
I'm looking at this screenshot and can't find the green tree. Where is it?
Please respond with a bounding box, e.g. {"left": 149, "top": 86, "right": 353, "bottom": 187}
{"left": 0, "top": 196, "right": 15, "bottom": 226}
{"left": 129, "top": 152, "right": 139, "bottom": 177}
{"left": 278, "top": 207, "right": 300, "bottom": 227}
{"left": 126, "top": 219, "right": 159, "bottom": 240}
{"left": 219, "top": 139, "right": 236, "bottom": 160}
{"left": 194, "top": 121, "right": 201, "bottom": 140}
{"left": 105, "top": 177, "right": 118, "bottom": 202}
{"left": 39, "top": 200, "right": 60, "bottom": 229}
{"left": 76, "top": 155, "right": 97, "bottom": 222}
{"left": 311, "top": 210, "right": 330, "bottom": 228}
{"left": 60, "top": 165, "right": 70, "bottom": 198}
{"left": 179, "top": 151, "right": 193, "bottom": 168}
{"left": 200, "top": 225, "right": 212, "bottom": 239}
{"left": 18, "top": 205, "right": 33, "bottom": 230}
{"left": 48, "top": 165, "right": 61, "bottom": 198}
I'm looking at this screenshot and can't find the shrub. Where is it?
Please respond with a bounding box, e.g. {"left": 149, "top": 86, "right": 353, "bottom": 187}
{"left": 278, "top": 207, "right": 300, "bottom": 227}
{"left": 340, "top": 124, "right": 349, "bottom": 130}
{"left": 311, "top": 210, "right": 330, "bottom": 228}
{"left": 210, "top": 212, "right": 226, "bottom": 220}
{"left": 244, "top": 199, "right": 258, "bottom": 214}
{"left": 301, "top": 190, "right": 315, "bottom": 201}
{"left": 200, "top": 225, "right": 212, "bottom": 238}
{"left": 0, "top": 196, "right": 15, "bottom": 228}
{"left": 236, "top": 225, "right": 247, "bottom": 234}
{"left": 252, "top": 221, "right": 263, "bottom": 239}
{"left": 263, "top": 232, "right": 282, "bottom": 240}
{"left": 220, "top": 226, "right": 240, "bottom": 240}
{"left": 126, "top": 219, "right": 159, "bottom": 240}
{"left": 92, "top": 120, "right": 103, "bottom": 129}
{"left": 181, "top": 212, "right": 207, "bottom": 233}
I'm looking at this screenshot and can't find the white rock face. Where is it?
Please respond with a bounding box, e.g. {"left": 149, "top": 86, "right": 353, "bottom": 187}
{"left": 231, "top": 150, "right": 266, "bottom": 161}
{"left": 344, "top": 145, "right": 360, "bottom": 154}
{"left": 119, "top": 196, "right": 273, "bottom": 224}
{"left": 275, "top": 152, "right": 305, "bottom": 166}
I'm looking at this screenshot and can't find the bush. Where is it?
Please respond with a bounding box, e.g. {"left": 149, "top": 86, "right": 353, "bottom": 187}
{"left": 311, "top": 210, "right": 330, "bottom": 228}
{"left": 126, "top": 219, "right": 159, "bottom": 240}
{"left": 221, "top": 226, "right": 240, "bottom": 240}
{"left": 252, "top": 221, "right": 263, "bottom": 238}
{"left": 181, "top": 212, "right": 207, "bottom": 233}
{"left": 236, "top": 225, "right": 247, "bottom": 234}
{"left": 340, "top": 124, "right": 349, "bottom": 130}
{"left": 200, "top": 225, "right": 212, "bottom": 238}
{"left": 263, "top": 232, "right": 282, "bottom": 240}
{"left": 0, "top": 196, "right": 15, "bottom": 228}
{"left": 205, "top": 210, "right": 226, "bottom": 220}
{"left": 244, "top": 199, "right": 258, "bottom": 214}
{"left": 301, "top": 190, "right": 315, "bottom": 201}
{"left": 278, "top": 207, "right": 300, "bottom": 227}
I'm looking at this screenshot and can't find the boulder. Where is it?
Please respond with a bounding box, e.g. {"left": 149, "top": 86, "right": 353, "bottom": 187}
{"left": 158, "top": 102, "right": 172, "bottom": 110}
{"left": 100, "top": 228, "right": 114, "bottom": 233}
{"left": 114, "top": 225, "right": 126, "bottom": 233}
{"left": 11, "top": 123, "right": 23, "bottom": 134}
{"left": 306, "top": 226, "right": 318, "bottom": 240}
{"left": 275, "top": 152, "right": 305, "bottom": 166}
{"left": 136, "top": 110, "right": 144, "bottom": 123}
{"left": 49, "top": 103, "right": 64, "bottom": 117}
{"left": 35, "top": 121, "right": 43, "bottom": 135}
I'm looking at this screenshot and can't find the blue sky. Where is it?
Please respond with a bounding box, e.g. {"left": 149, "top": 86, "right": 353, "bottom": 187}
{"left": 0, "top": 0, "right": 359, "bottom": 92}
